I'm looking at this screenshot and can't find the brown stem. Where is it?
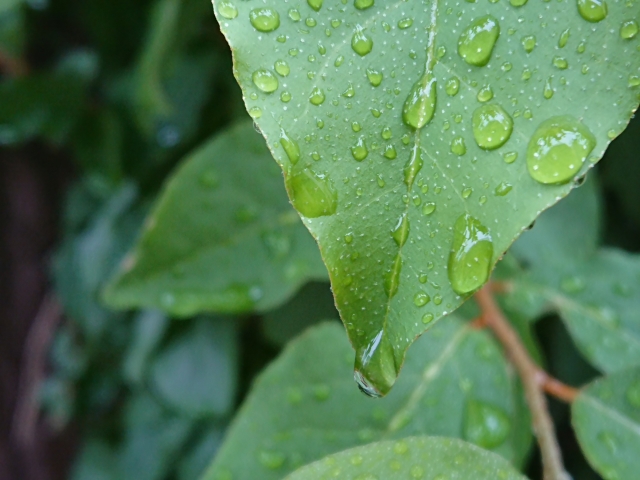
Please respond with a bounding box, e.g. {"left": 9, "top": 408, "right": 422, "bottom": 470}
{"left": 475, "top": 285, "right": 571, "bottom": 480}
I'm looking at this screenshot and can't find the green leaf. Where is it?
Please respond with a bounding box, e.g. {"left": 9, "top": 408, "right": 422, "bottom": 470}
{"left": 284, "top": 436, "right": 527, "bottom": 480}
{"left": 122, "top": 310, "right": 169, "bottom": 386}
{"left": 509, "top": 178, "right": 640, "bottom": 373}
{"left": 214, "top": 0, "right": 640, "bottom": 395}
{"left": 104, "top": 122, "right": 327, "bottom": 316}
{"left": 150, "top": 318, "right": 238, "bottom": 418}
{"left": 203, "top": 319, "right": 531, "bottom": 480}
{"left": 177, "top": 427, "right": 225, "bottom": 480}
{"left": 572, "top": 367, "right": 640, "bottom": 480}
{"left": 70, "top": 439, "right": 118, "bottom": 480}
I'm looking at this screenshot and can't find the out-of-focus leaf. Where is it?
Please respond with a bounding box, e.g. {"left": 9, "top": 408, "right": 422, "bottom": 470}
{"left": 70, "top": 439, "right": 117, "bottom": 480}
{"left": 117, "top": 393, "right": 194, "bottom": 480}
{"left": 509, "top": 179, "right": 640, "bottom": 373}
{"left": 150, "top": 318, "right": 238, "bottom": 418}
{"left": 262, "top": 281, "right": 338, "bottom": 347}
{"left": 0, "top": 4, "right": 25, "bottom": 57}
{"left": 177, "top": 427, "right": 225, "bottom": 480}
{"left": 203, "top": 320, "right": 530, "bottom": 480}
{"left": 122, "top": 309, "right": 169, "bottom": 386}
{"left": 285, "top": 437, "right": 526, "bottom": 480}
{"left": 573, "top": 367, "right": 640, "bottom": 480}
{"left": 104, "top": 122, "right": 327, "bottom": 317}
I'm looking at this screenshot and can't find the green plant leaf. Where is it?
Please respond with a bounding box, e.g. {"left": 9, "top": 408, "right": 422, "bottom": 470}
{"left": 103, "top": 122, "right": 327, "bottom": 316}
{"left": 284, "top": 436, "right": 527, "bottom": 480}
{"left": 213, "top": 0, "right": 640, "bottom": 396}
{"left": 508, "top": 178, "right": 640, "bottom": 373}
{"left": 150, "top": 317, "right": 238, "bottom": 418}
{"left": 203, "top": 319, "right": 531, "bottom": 480}
{"left": 572, "top": 366, "right": 640, "bottom": 480}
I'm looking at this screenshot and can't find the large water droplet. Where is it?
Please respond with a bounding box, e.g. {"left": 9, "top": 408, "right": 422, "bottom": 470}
{"left": 351, "top": 136, "right": 369, "bottom": 161}
{"left": 352, "top": 26, "right": 373, "bottom": 56}
{"left": 309, "top": 86, "right": 326, "bottom": 105}
{"left": 621, "top": 20, "right": 639, "bottom": 39}
{"left": 577, "top": 0, "right": 608, "bottom": 23}
{"left": 280, "top": 129, "right": 300, "bottom": 164}
{"left": 445, "top": 77, "right": 460, "bottom": 96}
{"left": 307, "top": 0, "right": 323, "bottom": 11}
{"left": 404, "top": 144, "right": 423, "bottom": 188}
{"left": 458, "top": 16, "right": 500, "bottom": 67}
{"left": 526, "top": 115, "right": 596, "bottom": 185}
{"left": 355, "top": 0, "right": 374, "bottom": 10}
{"left": 354, "top": 330, "right": 398, "bottom": 398}
{"left": 451, "top": 136, "right": 467, "bottom": 156}
{"left": 463, "top": 400, "right": 511, "bottom": 449}
{"left": 366, "top": 68, "right": 383, "bottom": 86}
{"left": 472, "top": 104, "right": 513, "bottom": 150}
{"left": 392, "top": 213, "right": 410, "bottom": 247}
{"left": 448, "top": 214, "right": 494, "bottom": 295}
{"left": 252, "top": 69, "right": 279, "bottom": 93}
{"left": 402, "top": 74, "right": 437, "bottom": 129}
{"left": 250, "top": 8, "right": 280, "bottom": 32}
{"left": 218, "top": 1, "right": 238, "bottom": 19}
{"left": 274, "top": 59, "right": 290, "bottom": 76}
{"left": 287, "top": 169, "right": 338, "bottom": 218}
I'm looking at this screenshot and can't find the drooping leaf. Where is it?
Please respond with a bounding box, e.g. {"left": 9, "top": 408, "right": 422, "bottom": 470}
{"left": 150, "top": 318, "right": 238, "bottom": 418}
{"left": 103, "top": 122, "right": 327, "bottom": 316}
{"left": 284, "top": 436, "right": 527, "bottom": 480}
{"left": 203, "top": 320, "right": 531, "bottom": 480}
{"left": 213, "top": 0, "right": 640, "bottom": 395}
{"left": 509, "top": 178, "right": 640, "bottom": 373}
{"left": 572, "top": 367, "right": 640, "bottom": 480}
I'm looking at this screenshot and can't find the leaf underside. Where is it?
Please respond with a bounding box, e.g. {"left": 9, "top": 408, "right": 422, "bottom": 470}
{"left": 215, "top": 0, "right": 640, "bottom": 394}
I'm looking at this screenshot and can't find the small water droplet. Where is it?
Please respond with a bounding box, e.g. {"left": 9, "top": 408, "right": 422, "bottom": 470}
{"left": 351, "top": 136, "right": 369, "bottom": 161}
{"left": 383, "top": 145, "right": 397, "bottom": 160}
{"left": 354, "top": 0, "right": 374, "bottom": 10}
{"left": 448, "top": 214, "right": 494, "bottom": 295}
{"left": 280, "top": 129, "right": 300, "bottom": 164}
{"left": 503, "top": 151, "right": 518, "bottom": 164}
{"left": 404, "top": 144, "right": 423, "bottom": 188}
{"left": 403, "top": 73, "right": 437, "bottom": 129}
{"left": 366, "top": 68, "right": 383, "bottom": 86}
{"left": 559, "top": 28, "right": 571, "bottom": 48}
{"left": 422, "top": 313, "right": 435, "bottom": 324}
{"left": 621, "top": 20, "right": 639, "bottom": 39}
{"left": 307, "top": 0, "right": 323, "bottom": 11}
{"left": 477, "top": 85, "right": 494, "bottom": 102}
{"left": 463, "top": 400, "right": 511, "bottom": 449}
{"left": 250, "top": 8, "right": 280, "bottom": 32}
{"left": 287, "top": 169, "right": 338, "bottom": 218}
{"left": 352, "top": 25, "right": 373, "bottom": 56}
{"left": 252, "top": 69, "right": 279, "bottom": 93}
{"left": 414, "top": 292, "right": 431, "bottom": 307}
{"left": 392, "top": 213, "right": 410, "bottom": 247}
{"left": 553, "top": 56, "right": 569, "bottom": 70}
{"left": 274, "top": 59, "right": 290, "bottom": 76}
{"left": 218, "top": 1, "right": 238, "bottom": 19}
{"left": 526, "top": 115, "right": 596, "bottom": 185}
{"left": 398, "top": 17, "right": 413, "bottom": 29}
{"left": 472, "top": 104, "right": 513, "bottom": 150}
{"left": 309, "top": 86, "right": 326, "bottom": 105}
{"left": 445, "top": 77, "right": 460, "bottom": 96}
{"left": 494, "top": 182, "right": 512, "bottom": 196}
{"left": 577, "top": 0, "right": 608, "bottom": 23}
{"left": 522, "top": 35, "right": 536, "bottom": 53}
{"left": 451, "top": 136, "right": 467, "bottom": 156}
{"left": 288, "top": 8, "right": 301, "bottom": 21}
{"left": 458, "top": 15, "right": 500, "bottom": 67}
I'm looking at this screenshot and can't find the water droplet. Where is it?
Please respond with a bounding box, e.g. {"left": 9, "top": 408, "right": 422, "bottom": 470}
{"left": 522, "top": 35, "right": 536, "bottom": 53}
{"left": 621, "top": 20, "right": 639, "bottom": 39}
{"left": 559, "top": 28, "right": 571, "bottom": 48}
{"left": 258, "top": 450, "right": 286, "bottom": 470}
{"left": 404, "top": 144, "right": 423, "bottom": 188}
{"left": 252, "top": 69, "right": 279, "bottom": 93}
{"left": 280, "top": 129, "right": 300, "bottom": 164}
{"left": 503, "top": 151, "right": 518, "bottom": 164}
{"left": 458, "top": 15, "right": 500, "bottom": 67}
{"left": 577, "top": 0, "right": 608, "bottom": 23}
{"left": 403, "top": 73, "right": 437, "bottom": 129}
{"left": 309, "top": 86, "right": 326, "bottom": 105}
{"left": 313, "top": 384, "right": 331, "bottom": 401}
{"left": 351, "top": 136, "right": 369, "bottom": 161}
{"left": 384, "top": 145, "right": 397, "bottom": 160}
{"left": 451, "top": 136, "right": 467, "bottom": 156}
{"left": 384, "top": 254, "right": 402, "bottom": 299}
{"left": 410, "top": 465, "right": 425, "bottom": 478}
{"left": 393, "top": 441, "right": 409, "bottom": 455}
{"left": 398, "top": 17, "right": 413, "bottom": 29}
{"left": 274, "top": 59, "right": 290, "bottom": 76}
{"left": 366, "top": 68, "right": 383, "bottom": 86}
{"left": 445, "top": 77, "right": 460, "bottom": 96}
{"left": 354, "top": 331, "right": 397, "bottom": 398}
{"left": 280, "top": 91, "right": 291, "bottom": 103}
{"left": 494, "top": 183, "right": 512, "bottom": 196}
{"left": 472, "top": 104, "right": 513, "bottom": 150}
{"left": 553, "top": 56, "right": 569, "bottom": 70}
{"left": 307, "top": 0, "right": 323, "bottom": 11}
{"left": 544, "top": 77, "right": 555, "bottom": 99}
{"left": 288, "top": 8, "right": 301, "bottom": 21}
{"left": 250, "top": 8, "right": 280, "bottom": 32}
{"left": 414, "top": 292, "right": 431, "bottom": 307}
{"left": 448, "top": 214, "right": 494, "bottom": 295}
{"left": 422, "top": 313, "right": 434, "bottom": 324}
{"left": 352, "top": 26, "right": 373, "bottom": 56}
{"left": 422, "top": 202, "right": 436, "bottom": 216}
{"left": 392, "top": 213, "right": 410, "bottom": 247}
{"left": 629, "top": 75, "right": 640, "bottom": 87}
{"left": 464, "top": 400, "right": 511, "bottom": 449}
{"left": 477, "top": 85, "right": 494, "bottom": 102}
{"left": 626, "top": 379, "right": 640, "bottom": 408}
{"left": 287, "top": 169, "right": 338, "bottom": 218}
{"left": 249, "top": 107, "right": 262, "bottom": 119}
{"left": 526, "top": 115, "right": 596, "bottom": 185}
{"left": 218, "top": 1, "right": 238, "bottom": 19}
{"left": 355, "top": 0, "right": 374, "bottom": 10}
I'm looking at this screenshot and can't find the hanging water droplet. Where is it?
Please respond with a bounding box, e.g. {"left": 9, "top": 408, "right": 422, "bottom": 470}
{"left": 252, "top": 69, "right": 279, "bottom": 93}
{"left": 287, "top": 169, "right": 338, "bottom": 218}
{"left": 458, "top": 15, "right": 501, "bottom": 67}
{"left": 354, "top": 330, "right": 398, "bottom": 398}
{"left": 472, "top": 104, "right": 513, "bottom": 150}
{"left": 351, "top": 136, "right": 369, "bottom": 161}
{"left": 250, "top": 8, "right": 280, "bottom": 32}
{"left": 451, "top": 136, "right": 467, "bottom": 156}
{"left": 352, "top": 26, "right": 373, "bottom": 56}
{"left": 402, "top": 73, "right": 437, "bottom": 130}
{"left": 621, "top": 20, "right": 639, "bottom": 39}
{"left": 577, "top": 0, "right": 608, "bottom": 23}
{"left": 355, "top": 0, "right": 374, "bottom": 10}
{"left": 448, "top": 214, "right": 494, "bottom": 295}
{"left": 463, "top": 400, "right": 511, "bottom": 449}
{"left": 526, "top": 115, "right": 596, "bottom": 185}
{"left": 218, "top": 1, "right": 238, "bottom": 19}
{"left": 279, "top": 129, "right": 300, "bottom": 164}
{"left": 392, "top": 213, "right": 410, "bottom": 247}
{"left": 309, "top": 86, "right": 326, "bottom": 105}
